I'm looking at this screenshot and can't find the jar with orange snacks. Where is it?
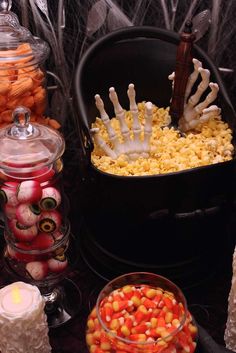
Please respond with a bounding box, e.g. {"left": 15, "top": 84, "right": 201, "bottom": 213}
{"left": 0, "top": 2, "right": 50, "bottom": 129}
{"left": 86, "top": 272, "right": 198, "bottom": 353}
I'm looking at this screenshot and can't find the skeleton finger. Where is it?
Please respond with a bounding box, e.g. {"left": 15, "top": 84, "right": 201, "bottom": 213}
{"left": 168, "top": 72, "right": 175, "bottom": 91}
{"left": 200, "top": 105, "right": 221, "bottom": 123}
{"left": 184, "top": 58, "right": 202, "bottom": 103}
{"left": 143, "top": 101, "right": 153, "bottom": 156}
{"left": 95, "top": 94, "right": 121, "bottom": 154}
{"left": 109, "top": 87, "right": 130, "bottom": 145}
{"left": 194, "top": 83, "right": 219, "bottom": 114}
{"left": 168, "top": 72, "right": 175, "bottom": 81}
{"left": 187, "top": 67, "right": 210, "bottom": 108}
{"left": 127, "top": 84, "right": 141, "bottom": 144}
{"left": 91, "top": 128, "right": 118, "bottom": 159}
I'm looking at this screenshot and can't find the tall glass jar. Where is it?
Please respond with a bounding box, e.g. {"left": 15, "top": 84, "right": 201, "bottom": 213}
{"left": 0, "top": 0, "right": 49, "bottom": 128}
{"left": 0, "top": 106, "right": 67, "bottom": 273}
{"left": 86, "top": 272, "right": 198, "bottom": 353}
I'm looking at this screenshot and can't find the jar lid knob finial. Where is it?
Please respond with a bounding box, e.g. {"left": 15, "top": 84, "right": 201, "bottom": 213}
{"left": 9, "top": 106, "right": 34, "bottom": 139}
{"left": 0, "top": 0, "right": 12, "bottom": 12}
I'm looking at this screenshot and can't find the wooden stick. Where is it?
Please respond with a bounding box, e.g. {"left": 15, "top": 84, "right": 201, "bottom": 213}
{"left": 169, "top": 20, "right": 195, "bottom": 127}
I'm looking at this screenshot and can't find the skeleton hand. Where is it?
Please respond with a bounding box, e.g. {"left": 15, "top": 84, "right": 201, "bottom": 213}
{"left": 91, "top": 84, "right": 153, "bottom": 161}
{"left": 169, "top": 58, "right": 221, "bottom": 132}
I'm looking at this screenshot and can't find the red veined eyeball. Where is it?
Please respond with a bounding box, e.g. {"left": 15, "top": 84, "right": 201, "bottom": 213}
{"left": 48, "top": 255, "right": 68, "bottom": 273}
{"left": 30, "top": 233, "right": 55, "bottom": 250}
{"left": 6, "top": 243, "right": 36, "bottom": 263}
{"left": 9, "top": 219, "right": 38, "bottom": 242}
{"left": 4, "top": 204, "right": 17, "bottom": 220}
{"left": 31, "top": 167, "right": 55, "bottom": 184}
{"left": 38, "top": 210, "right": 62, "bottom": 233}
{"left": 17, "top": 180, "right": 42, "bottom": 203}
{"left": 0, "top": 182, "right": 19, "bottom": 206}
{"left": 39, "top": 187, "right": 61, "bottom": 210}
{"left": 26, "top": 261, "right": 48, "bottom": 280}
{"left": 16, "top": 203, "right": 41, "bottom": 226}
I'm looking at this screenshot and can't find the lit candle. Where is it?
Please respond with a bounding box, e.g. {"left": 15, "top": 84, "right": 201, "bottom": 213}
{"left": 0, "top": 281, "right": 51, "bottom": 353}
{"left": 225, "top": 246, "right": 236, "bottom": 351}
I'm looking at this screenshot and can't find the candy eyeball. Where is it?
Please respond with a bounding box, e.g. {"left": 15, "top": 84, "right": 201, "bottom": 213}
{"left": 48, "top": 255, "right": 68, "bottom": 273}
{"left": 17, "top": 180, "right": 42, "bottom": 203}
{"left": 39, "top": 210, "right": 62, "bottom": 233}
{"left": 39, "top": 187, "right": 61, "bottom": 210}
{"left": 0, "top": 182, "right": 19, "bottom": 206}
{"left": 4, "top": 204, "right": 17, "bottom": 220}
{"left": 9, "top": 219, "right": 38, "bottom": 242}
{"left": 16, "top": 203, "right": 41, "bottom": 226}
{"left": 30, "top": 233, "right": 55, "bottom": 250}
{"left": 26, "top": 261, "right": 49, "bottom": 280}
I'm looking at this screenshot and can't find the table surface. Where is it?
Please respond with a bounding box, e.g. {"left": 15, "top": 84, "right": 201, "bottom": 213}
{"left": 0, "top": 231, "right": 234, "bottom": 353}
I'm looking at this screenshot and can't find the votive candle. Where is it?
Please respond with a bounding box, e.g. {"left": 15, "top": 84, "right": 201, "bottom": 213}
{"left": 0, "top": 281, "right": 51, "bottom": 353}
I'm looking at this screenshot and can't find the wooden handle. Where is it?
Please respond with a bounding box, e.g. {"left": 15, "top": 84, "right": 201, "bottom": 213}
{"left": 169, "top": 21, "right": 195, "bottom": 127}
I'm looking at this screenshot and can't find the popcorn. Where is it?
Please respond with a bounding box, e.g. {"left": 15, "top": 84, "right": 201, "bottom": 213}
{"left": 91, "top": 102, "right": 233, "bottom": 176}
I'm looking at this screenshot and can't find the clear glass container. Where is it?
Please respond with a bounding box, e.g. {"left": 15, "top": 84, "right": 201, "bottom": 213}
{"left": 0, "top": 106, "right": 66, "bottom": 242}
{"left": 0, "top": 0, "right": 49, "bottom": 128}
{"left": 3, "top": 219, "right": 82, "bottom": 328}
{"left": 86, "top": 272, "right": 198, "bottom": 353}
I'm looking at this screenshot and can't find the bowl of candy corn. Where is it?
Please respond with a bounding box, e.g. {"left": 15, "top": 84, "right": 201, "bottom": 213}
{"left": 86, "top": 272, "right": 197, "bottom": 353}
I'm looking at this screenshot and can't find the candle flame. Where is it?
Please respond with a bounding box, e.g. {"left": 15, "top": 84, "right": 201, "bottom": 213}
{"left": 11, "top": 285, "right": 22, "bottom": 304}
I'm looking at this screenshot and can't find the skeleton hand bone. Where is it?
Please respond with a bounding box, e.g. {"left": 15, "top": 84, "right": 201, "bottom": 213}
{"left": 169, "top": 58, "right": 221, "bottom": 132}
{"left": 91, "top": 84, "right": 153, "bottom": 161}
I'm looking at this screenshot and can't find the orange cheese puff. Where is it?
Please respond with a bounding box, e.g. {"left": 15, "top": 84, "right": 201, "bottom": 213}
{"left": 6, "top": 98, "right": 22, "bottom": 110}
{"left": 48, "top": 118, "right": 61, "bottom": 130}
{"left": 35, "top": 103, "right": 46, "bottom": 115}
{"left": 34, "top": 87, "right": 46, "bottom": 105}
{"left": 0, "top": 81, "right": 11, "bottom": 94}
{"left": 22, "top": 95, "right": 35, "bottom": 108}
{"left": 0, "top": 122, "right": 10, "bottom": 128}
{"left": 9, "top": 77, "right": 34, "bottom": 99}
{"left": 0, "top": 95, "right": 7, "bottom": 107}
{"left": 1, "top": 110, "right": 12, "bottom": 122}
{"left": 6, "top": 68, "right": 18, "bottom": 82}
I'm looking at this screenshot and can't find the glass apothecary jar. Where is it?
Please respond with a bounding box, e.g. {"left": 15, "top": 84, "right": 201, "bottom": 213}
{"left": 86, "top": 272, "right": 198, "bottom": 353}
{"left": 0, "top": 0, "right": 49, "bottom": 128}
{"left": 0, "top": 106, "right": 67, "bottom": 244}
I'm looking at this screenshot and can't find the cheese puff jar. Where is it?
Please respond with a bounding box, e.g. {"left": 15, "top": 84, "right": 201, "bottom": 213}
{"left": 86, "top": 272, "right": 198, "bottom": 353}
{"left": 0, "top": 2, "right": 50, "bottom": 128}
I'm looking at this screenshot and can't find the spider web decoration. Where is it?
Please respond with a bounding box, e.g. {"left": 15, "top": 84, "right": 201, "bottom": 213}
{"left": 14, "top": 0, "right": 236, "bottom": 109}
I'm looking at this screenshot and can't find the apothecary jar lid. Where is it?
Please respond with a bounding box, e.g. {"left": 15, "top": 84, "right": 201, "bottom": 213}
{"left": 0, "top": 0, "right": 49, "bottom": 67}
{"left": 0, "top": 107, "right": 65, "bottom": 175}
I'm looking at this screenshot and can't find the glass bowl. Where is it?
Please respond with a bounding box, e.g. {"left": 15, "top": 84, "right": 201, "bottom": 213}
{"left": 86, "top": 272, "right": 198, "bottom": 353}
{"left": 3, "top": 220, "right": 81, "bottom": 327}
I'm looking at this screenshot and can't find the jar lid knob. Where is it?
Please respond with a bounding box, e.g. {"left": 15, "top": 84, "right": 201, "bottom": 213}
{"left": 9, "top": 106, "right": 34, "bottom": 139}
{"left": 0, "top": 0, "right": 12, "bottom": 12}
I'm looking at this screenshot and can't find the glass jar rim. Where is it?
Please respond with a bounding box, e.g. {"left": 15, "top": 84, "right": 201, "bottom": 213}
{"left": 96, "top": 271, "right": 188, "bottom": 346}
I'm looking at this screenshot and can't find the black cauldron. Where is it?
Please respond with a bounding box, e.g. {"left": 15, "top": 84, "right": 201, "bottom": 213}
{"left": 75, "top": 27, "right": 236, "bottom": 287}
